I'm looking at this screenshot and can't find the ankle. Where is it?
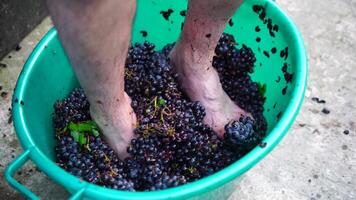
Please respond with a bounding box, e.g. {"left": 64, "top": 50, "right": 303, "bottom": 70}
{"left": 90, "top": 94, "right": 132, "bottom": 122}
{"left": 171, "top": 47, "right": 215, "bottom": 77}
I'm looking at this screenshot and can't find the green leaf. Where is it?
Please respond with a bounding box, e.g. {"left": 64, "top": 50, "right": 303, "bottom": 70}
{"left": 92, "top": 129, "right": 100, "bottom": 137}
{"left": 90, "top": 121, "right": 99, "bottom": 128}
{"left": 70, "top": 131, "right": 80, "bottom": 142}
{"left": 68, "top": 121, "right": 93, "bottom": 132}
{"left": 158, "top": 98, "right": 166, "bottom": 107}
{"left": 257, "top": 83, "right": 267, "bottom": 96}
{"left": 79, "top": 133, "right": 87, "bottom": 145}
{"left": 67, "top": 121, "right": 100, "bottom": 141}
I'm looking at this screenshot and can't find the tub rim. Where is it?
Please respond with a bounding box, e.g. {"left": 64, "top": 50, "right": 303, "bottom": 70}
{"left": 9, "top": 0, "right": 307, "bottom": 199}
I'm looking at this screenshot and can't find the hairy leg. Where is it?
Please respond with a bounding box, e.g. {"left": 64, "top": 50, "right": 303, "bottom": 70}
{"left": 47, "top": 0, "right": 137, "bottom": 158}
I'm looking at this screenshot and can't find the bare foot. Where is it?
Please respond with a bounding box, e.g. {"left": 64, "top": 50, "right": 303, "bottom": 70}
{"left": 90, "top": 93, "right": 136, "bottom": 159}
{"left": 169, "top": 0, "right": 245, "bottom": 138}
{"left": 170, "top": 46, "right": 249, "bottom": 138}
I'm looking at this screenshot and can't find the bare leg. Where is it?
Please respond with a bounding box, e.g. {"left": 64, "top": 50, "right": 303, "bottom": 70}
{"left": 47, "top": 0, "right": 136, "bottom": 158}
{"left": 171, "top": 0, "right": 248, "bottom": 138}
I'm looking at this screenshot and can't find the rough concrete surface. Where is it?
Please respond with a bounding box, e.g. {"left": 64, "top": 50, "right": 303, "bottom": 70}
{"left": 0, "top": 0, "right": 48, "bottom": 58}
{"left": 0, "top": 0, "right": 355, "bottom": 199}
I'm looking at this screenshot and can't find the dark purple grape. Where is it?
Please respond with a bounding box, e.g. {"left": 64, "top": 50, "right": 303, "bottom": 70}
{"left": 54, "top": 34, "right": 267, "bottom": 191}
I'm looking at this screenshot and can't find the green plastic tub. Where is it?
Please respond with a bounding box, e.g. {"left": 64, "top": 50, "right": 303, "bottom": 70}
{"left": 5, "top": 0, "right": 307, "bottom": 199}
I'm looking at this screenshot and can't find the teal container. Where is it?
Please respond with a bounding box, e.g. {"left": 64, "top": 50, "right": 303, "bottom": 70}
{"left": 5, "top": 0, "right": 307, "bottom": 199}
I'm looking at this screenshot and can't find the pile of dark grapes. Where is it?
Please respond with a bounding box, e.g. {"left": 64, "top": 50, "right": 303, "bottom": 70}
{"left": 54, "top": 33, "right": 267, "bottom": 191}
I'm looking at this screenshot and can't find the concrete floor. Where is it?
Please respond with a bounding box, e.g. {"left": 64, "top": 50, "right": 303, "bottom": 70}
{"left": 0, "top": 0, "right": 355, "bottom": 199}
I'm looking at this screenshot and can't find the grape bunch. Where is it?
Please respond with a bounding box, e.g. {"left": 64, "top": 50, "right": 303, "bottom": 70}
{"left": 54, "top": 33, "right": 267, "bottom": 191}
{"left": 53, "top": 88, "right": 91, "bottom": 130}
